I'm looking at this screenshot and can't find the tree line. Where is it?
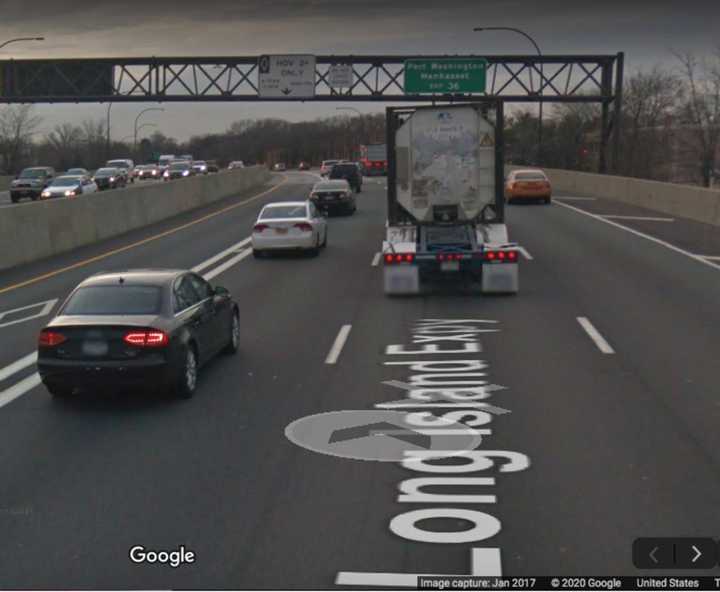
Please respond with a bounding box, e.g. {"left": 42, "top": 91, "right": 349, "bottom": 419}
{"left": 1, "top": 49, "right": 718, "bottom": 187}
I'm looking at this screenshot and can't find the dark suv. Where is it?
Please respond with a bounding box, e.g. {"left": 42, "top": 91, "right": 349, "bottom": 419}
{"left": 328, "top": 162, "right": 362, "bottom": 192}
{"left": 10, "top": 167, "right": 56, "bottom": 203}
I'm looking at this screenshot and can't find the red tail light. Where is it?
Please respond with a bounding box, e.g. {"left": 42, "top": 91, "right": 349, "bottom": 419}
{"left": 294, "top": 222, "right": 313, "bottom": 232}
{"left": 253, "top": 224, "right": 269, "bottom": 233}
{"left": 38, "top": 330, "right": 67, "bottom": 347}
{"left": 123, "top": 330, "right": 169, "bottom": 347}
{"left": 437, "top": 253, "right": 463, "bottom": 261}
{"left": 484, "top": 250, "right": 518, "bottom": 263}
{"left": 384, "top": 252, "right": 415, "bottom": 264}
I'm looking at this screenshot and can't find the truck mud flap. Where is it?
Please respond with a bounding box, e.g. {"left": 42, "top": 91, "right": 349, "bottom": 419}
{"left": 482, "top": 263, "right": 519, "bottom": 294}
{"left": 384, "top": 266, "right": 420, "bottom": 295}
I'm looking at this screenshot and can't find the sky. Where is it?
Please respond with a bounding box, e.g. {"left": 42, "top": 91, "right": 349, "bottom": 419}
{"left": 1, "top": 0, "right": 718, "bottom": 142}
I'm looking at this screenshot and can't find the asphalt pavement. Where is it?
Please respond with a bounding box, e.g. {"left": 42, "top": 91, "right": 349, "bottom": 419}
{"left": 0, "top": 171, "right": 719, "bottom": 588}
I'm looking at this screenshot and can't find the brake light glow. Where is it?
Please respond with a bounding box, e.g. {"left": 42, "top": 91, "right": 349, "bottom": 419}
{"left": 123, "top": 330, "right": 169, "bottom": 347}
{"left": 38, "top": 330, "right": 67, "bottom": 347}
{"left": 384, "top": 253, "right": 414, "bottom": 264}
{"left": 253, "top": 223, "right": 269, "bottom": 232}
{"left": 294, "top": 222, "right": 313, "bottom": 232}
{"left": 436, "top": 253, "right": 463, "bottom": 261}
{"left": 483, "top": 250, "right": 518, "bottom": 262}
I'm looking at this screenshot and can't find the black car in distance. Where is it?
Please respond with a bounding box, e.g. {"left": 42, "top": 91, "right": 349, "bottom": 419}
{"left": 92, "top": 167, "right": 127, "bottom": 190}
{"left": 37, "top": 269, "right": 240, "bottom": 399}
{"left": 328, "top": 162, "right": 363, "bottom": 192}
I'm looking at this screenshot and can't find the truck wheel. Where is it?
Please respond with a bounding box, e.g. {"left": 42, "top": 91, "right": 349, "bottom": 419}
{"left": 544, "top": 196, "right": 552, "bottom": 205}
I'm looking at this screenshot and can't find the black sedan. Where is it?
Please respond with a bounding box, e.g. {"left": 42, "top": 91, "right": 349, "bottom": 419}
{"left": 92, "top": 167, "right": 127, "bottom": 190}
{"left": 37, "top": 269, "right": 240, "bottom": 399}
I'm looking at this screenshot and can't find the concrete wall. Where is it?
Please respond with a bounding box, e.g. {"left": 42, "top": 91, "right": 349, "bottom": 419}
{"left": 0, "top": 167, "right": 270, "bottom": 271}
{"left": 0, "top": 175, "right": 13, "bottom": 191}
{"left": 507, "top": 166, "right": 720, "bottom": 227}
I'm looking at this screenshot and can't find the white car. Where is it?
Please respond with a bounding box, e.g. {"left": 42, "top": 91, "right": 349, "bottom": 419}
{"left": 320, "top": 159, "right": 339, "bottom": 177}
{"left": 40, "top": 175, "right": 98, "bottom": 199}
{"left": 252, "top": 201, "right": 328, "bottom": 258}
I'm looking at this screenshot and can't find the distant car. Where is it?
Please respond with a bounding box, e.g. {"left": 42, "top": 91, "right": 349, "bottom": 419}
{"left": 66, "top": 168, "right": 89, "bottom": 176}
{"left": 36, "top": 269, "right": 239, "bottom": 399}
{"left": 163, "top": 161, "right": 195, "bottom": 180}
{"left": 92, "top": 167, "right": 126, "bottom": 190}
{"left": 228, "top": 161, "right": 245, "bottom": 170}
{"left": 206, "top": 160, "right": 219, "bottom": 173}
{"left": 320, "top": 159, "right": 339, "bottom": 177}
{"left": 192, "top": 160, "right": 208, "bottom": 175}
{"left": 157, "top": 155, "right": 175, "bottom": 173}
{"left": 251, "top": 201, "right": 328, "bottom": 258}
{"left": 40, "top": 175, "right": 98, "bottom": 199}
{"left": 106, "top": 159, "right": 135, "bottom": 182}
{"left": 298, "top": 161, "right": 310, "bottom": 171}
{"left": 505, "top": 169, "right": 552, "bottom": 204}
{"left": 135, "top": 164, "right": 161, "bottom": 180}
{"left": 309, "top": 179, "right": 356, "bottom": 215}
{"left": 328, "top": 162, "right": 362, "bottom": 192}
{"left": 273, "top": 163, "right": 287, "bottom": 171}
{"left": 9, "top": 167, "right": 56, "bottom": 202}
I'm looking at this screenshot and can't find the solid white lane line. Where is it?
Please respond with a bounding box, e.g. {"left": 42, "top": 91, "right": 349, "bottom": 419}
{"left": 0, "top": 373, "right": 41, "bottom": 409}
{"left": 0, "top": 352, "right": 37, "bottom": 383}
{"left": 700, "top": 255, "right": 720, "bottom": 261}
{"left": 371, "top": 252, "right": 381, "bottom": 266}
{"left": 325, "top": 324, "right": 352, "bottom": 365}
{"left": 518, "top": 246, "right": 534, "bottom": 261}
{"left": 577, "top": 317, "right": 615, "bottom": 354}
{"left": 554, "top": 196, "right": 597, "bottom": 201}
{"left": 203, "top": 249, "right": 253, "bottom": 281}
{"left": 601, "top": 214, "right": 675, "bottom": 222}
{"left": 554, "top": 200, "right": 720, "bottom": 272}
{"left": 191, "top": 237, "right": 251, "bottom": 273}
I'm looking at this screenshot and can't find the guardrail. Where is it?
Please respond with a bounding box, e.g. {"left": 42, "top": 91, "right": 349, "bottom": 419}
{"left": 507, "top": 166, "right": 720, "bottom": 227}
{"left": 0, "top": 167, "right": 270, "bottom": 272}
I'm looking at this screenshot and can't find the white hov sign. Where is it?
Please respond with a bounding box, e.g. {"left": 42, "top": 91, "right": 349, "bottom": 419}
{"left": 258, "top": 54, "right": 316, "bottom": 98}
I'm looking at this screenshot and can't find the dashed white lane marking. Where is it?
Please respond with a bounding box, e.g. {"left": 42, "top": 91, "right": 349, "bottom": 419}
{"left": 192, "top": 237, "right": 251, "bottom": 273}
{"left": 601, "top": 215, "right": 675, "bottom": 222}
{"left": 0, "top": 352, "right": 37, "bottom": 383}
{"left": 371, "top": 252, "right": 381, "bottom": 266}
{"left": 577, "top": 316, "right": 615, "bottom": 354}
{"left": 518, "top": 246, "right": 534, "bottom": 261}
{"left": 0, "top": 298, "right": 58, "bottom": 329}
{"left": 554, "top": 200, "right": 720, "bottom": 272}
{"left": 0, "top": 373, "right": 41, "bottom": 408}
{"left": 325, "top": 324, "right": 352, "bottom": 365}
{"left": 203, "top": 249, "right": 253, "bottom": 281}
{"left": 554, "top": 196, "right": 597, "bottom": 201}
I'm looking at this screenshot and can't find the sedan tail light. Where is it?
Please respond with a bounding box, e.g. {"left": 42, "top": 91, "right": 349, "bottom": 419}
{"left": 38, "top": 330, "right": 67, "bottom": 347}
{"left": 253, "top": 223, "right": 269, "bottom": 233}
{"left": 294, "top": 222, "right": 313, "bottom": 232}
{"left": 123, "top": 330, "right": 169, "bottom": 347}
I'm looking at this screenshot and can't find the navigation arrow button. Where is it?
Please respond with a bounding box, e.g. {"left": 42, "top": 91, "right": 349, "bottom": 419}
{"left": 674, "top": 538, "right": 716, "bottom": 569}
{"left": 649, "top": 546, "right": 659, "bottom": 564}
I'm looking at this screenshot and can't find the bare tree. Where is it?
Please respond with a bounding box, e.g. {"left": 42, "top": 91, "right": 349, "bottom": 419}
{"left": 675, "top": 49, "right": 720, "bottom": 187}
{"left": 0, "top": 105, "right": 42, "bottom": 173}
{"left": 46, "top": 123, "right": 84, "bottom": 171}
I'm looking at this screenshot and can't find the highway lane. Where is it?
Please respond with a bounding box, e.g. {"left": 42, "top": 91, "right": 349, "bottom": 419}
{"left": 0, "top": 174, "right": 719, "bottom": 587}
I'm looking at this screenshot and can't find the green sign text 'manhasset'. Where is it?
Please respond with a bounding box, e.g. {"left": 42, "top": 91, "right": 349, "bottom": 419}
{"left": 404, "top": 59, "right": 487, "bottom": 94}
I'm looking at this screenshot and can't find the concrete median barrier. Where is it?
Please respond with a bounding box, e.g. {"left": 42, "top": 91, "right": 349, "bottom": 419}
{"left": 507, "top": 165, "right": 720, "bottom": 227}
{"left": 0, "top": 167, "right": 270, "bottom": 272}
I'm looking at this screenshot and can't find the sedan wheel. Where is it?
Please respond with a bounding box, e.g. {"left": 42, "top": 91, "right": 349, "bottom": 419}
{"left": 224, "top": 311, "right": 240, "bottom": 354}
{"left": 177, "top": 346, "right": 197, "bottom": 399}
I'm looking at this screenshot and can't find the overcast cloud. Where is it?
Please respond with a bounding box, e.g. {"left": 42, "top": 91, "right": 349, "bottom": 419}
{"left": 0, "top": 0, "right": 718, "bottom": 141}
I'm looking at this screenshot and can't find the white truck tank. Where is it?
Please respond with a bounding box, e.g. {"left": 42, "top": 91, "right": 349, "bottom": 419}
{"left": 394, "top": 105, "right": 496, "bottom": 223}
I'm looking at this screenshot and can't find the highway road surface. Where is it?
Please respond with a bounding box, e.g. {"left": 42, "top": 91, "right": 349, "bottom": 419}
{"left": 0, "top": 171, "right": 719, "bottom": 588}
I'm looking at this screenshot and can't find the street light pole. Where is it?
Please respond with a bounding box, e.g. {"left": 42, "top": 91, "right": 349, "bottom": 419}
{"left": 474, "top": 26, "right": 543, "bottom": 165}
{"left": 134, "top": 108, "right": 165, "bottom": 152}
{"left": 0, "top": 37, "right": 45, "bottom": 51}
{"left": 106, "top": 103, "right": 112, "bottom": 160}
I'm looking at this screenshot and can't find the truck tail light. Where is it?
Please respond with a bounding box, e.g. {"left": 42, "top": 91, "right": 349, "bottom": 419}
{"left": 38, "top": 330, "right": 67, "bottom": 347}
{"left": 384, "top": 253, "right": 415, "bottom": 264}
{"left": 436, "top": 253, "right": 463, "bottom": 261}
{"left": 123, "top": 330, "right": 169, "bottom": 347}
{"left": 483, "top": 250, "right": 518, "bottom": 263}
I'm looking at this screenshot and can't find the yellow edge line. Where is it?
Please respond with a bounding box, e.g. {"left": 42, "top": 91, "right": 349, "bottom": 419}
{"left": 0, "top": 175, "right": 288, "bottom": 295}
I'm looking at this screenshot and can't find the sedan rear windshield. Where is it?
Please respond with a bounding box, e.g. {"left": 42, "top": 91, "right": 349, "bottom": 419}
{"left": 50, "top": 177, "right": 82, "bottom": 187}
{"left": 62, "top": 286, "right": 162, "bottom": 315}
{"left": 330, "top": 165, "right": 356, "bottom": 175}
{"left": 19, "top": 168, "right": 49, "bottom": 178}
{"left": 515, "top": 172, "right": 547, "bottom": 181}
{"left": 260, "top": 205, "right": 307, "bottom": 219}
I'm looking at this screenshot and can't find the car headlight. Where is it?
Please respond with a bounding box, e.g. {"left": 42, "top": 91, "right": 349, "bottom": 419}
{"left": 182, "top": 170, "right": 189, "bottom": 176}
{"left": 64, "top": 189, "right": 76, "bottom": 196}
{"left": 41, "top": 190, "right": 50, "bottom": 197}
{"left": 200, "top": 165, "right": 207, "bottom": 171}
{"left": 152, "top": 170, "right": 157, "bottom": 175}
{"left": 163, "top": 171, "right": 169, "bottom": 177}
{"left": 109, "top": 177, "right": 115, "bottom": 182}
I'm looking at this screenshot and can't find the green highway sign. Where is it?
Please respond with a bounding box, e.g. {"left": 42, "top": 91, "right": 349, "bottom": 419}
{"left": 404, "top": 59, "right": 487, "bottom": 94}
